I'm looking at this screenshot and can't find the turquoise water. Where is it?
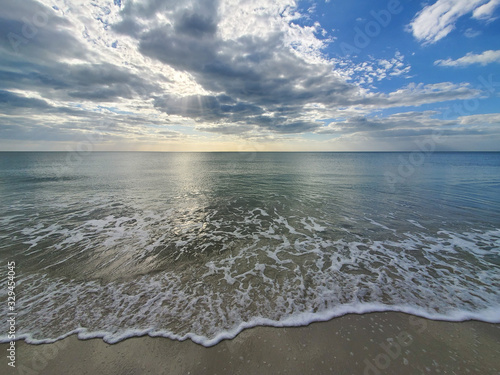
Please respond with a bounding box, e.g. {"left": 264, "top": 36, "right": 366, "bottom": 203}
{"left": 0, "top": 152, "right": 499, "bottom": 345}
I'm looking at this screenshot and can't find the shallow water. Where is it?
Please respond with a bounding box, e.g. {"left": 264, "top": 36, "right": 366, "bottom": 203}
{"left": 0, "top": 152, "right": 499, "bottom": 345}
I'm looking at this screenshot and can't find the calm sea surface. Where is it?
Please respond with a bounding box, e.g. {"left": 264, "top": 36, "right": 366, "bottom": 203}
{"left": 0, "top": 152, "right": 499, "bottom": 345}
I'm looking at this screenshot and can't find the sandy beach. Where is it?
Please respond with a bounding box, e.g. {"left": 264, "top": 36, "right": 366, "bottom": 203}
{"left": 3, "top": 312, "right": 499, "bottom": 375}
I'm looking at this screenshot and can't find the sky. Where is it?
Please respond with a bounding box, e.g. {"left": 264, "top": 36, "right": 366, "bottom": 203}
{"left": 1, "top": 0, "right": 500, "bottom": 151}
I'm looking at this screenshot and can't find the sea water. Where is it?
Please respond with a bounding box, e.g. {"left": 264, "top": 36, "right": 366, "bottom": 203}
{"left": 0, "top": 152, "right": 499, "bottom": 346}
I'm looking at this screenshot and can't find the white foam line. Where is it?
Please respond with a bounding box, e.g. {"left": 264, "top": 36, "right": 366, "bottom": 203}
{"left": 407, "top": 219, "right": 426, "bottom": 229}
{"left": 365, "top": 217, "right": 395, "bottom": 232}
{"left": 3, "top": 304, "right": 499, "bottom": 347}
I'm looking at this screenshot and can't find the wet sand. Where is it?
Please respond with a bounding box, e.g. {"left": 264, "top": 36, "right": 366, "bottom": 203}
{"left": 3, "top": 312, "right": 500, "bottom": 375}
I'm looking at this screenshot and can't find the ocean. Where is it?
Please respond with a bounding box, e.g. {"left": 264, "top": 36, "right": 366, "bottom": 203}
{"left": 0, "top": 152, "right": 499, "bottom": 346}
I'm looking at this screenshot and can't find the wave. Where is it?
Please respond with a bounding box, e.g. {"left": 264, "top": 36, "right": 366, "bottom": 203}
{"left": 5, "top": 304, "right": 500, "bottom": 347}
{"left": 1, "top": 226, "right": 499, "bottom": 347}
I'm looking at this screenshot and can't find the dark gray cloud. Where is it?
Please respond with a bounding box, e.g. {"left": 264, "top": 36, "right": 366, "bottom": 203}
{"left": 0, "top": 89, "right": 180, "bottom": 143}
{"left": 174, "top": 11, "right": 218, "bottom": 37}
{"left": 0, "top": 90, "right": 98, "bottom": 118}
{"left": 153, "top": 94, "right": 265, "bottom": 125}
{"left": 112, "top": 0, "right": 358, "bottom": 134}
{"left": 0, "top": 0, "right": 162, "bottom": 111}
{"left": 61, "top": 63, "right": 160, "bottom": 102}
{"left": 0, "top": 0, "right": 87, "bottom": 62}
{"left": 356, "top": 84, "right": 480, "bottom": 108}
{"left": 0, "top": 90, "right": 50, "bottom": 111}
{"left": 0, "top": 59, "right": 162, "bottom": 103}
{"left": 139, "top": 30, "right": 356, "bottom": 109}
{"left": 267, "top": 120, "right": 321, "bottom": 134}
{"left": 196, "top": 124, "right": 255, "bottom": 135}
{"left": 317, "top": 112, "right": 445, "bottom": 135}
{"left": 0, "top": 102, "right": 180, "bottom": 142}
{"left": 316, "top": 111, "right": 500, "bottom": 141}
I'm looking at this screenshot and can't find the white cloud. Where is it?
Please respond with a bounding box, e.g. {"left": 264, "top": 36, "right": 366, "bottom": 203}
{"left": 332, "top": 52, "right": 411, "bottom": 88}
{"left": 360, "top": 82, "right": 480, "bottom": 109}
{"left": 408, "top": 0, "right": 494, "bottom": 44}
{"left": 472, "top": 0, "right": 500, "bottom": 20}
{"left": 435, "top": 50, "right": 500, "bottom": 66}
{"left": 464, "top": 28, "right": 482, "bottom": 37}
{"left": 316, "top": 110, "right": 500, "bottom": 148}
{"left": 459, "top": 113, "right": 500, "bottom": 124}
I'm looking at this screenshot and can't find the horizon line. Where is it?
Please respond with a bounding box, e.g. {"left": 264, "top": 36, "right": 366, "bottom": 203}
{"left": 1, "top": 150, "right": 500, "bottom": 153}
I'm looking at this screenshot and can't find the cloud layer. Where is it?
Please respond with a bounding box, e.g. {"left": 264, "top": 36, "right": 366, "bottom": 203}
{"left": 0, "top": 0, "right": 498, "bottom": 150}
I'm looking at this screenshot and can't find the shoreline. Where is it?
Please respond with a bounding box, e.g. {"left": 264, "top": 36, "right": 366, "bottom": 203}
{"left": 3, "top": 312, "right": 499, "bottom": 374}
{"left": 9, "top": 303, "right": 500, "bottom": 347}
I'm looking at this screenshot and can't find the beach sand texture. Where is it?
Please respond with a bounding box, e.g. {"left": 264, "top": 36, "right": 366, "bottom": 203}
{"left": 4, "top": 312, "right": 499, "bottom": 375}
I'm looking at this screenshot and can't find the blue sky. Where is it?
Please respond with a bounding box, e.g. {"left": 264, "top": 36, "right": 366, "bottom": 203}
{"left": 1, "top": 0, "right": 500, "bottom": 151}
